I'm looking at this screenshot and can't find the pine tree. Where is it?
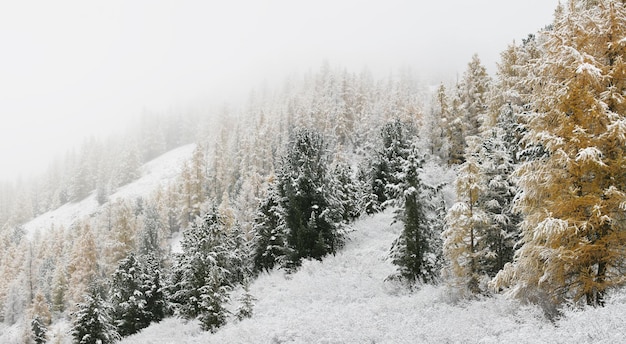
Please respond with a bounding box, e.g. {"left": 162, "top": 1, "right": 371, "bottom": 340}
{"left": 139, "top": 253, "right": 166, "bottom": 323}
{"left": 70, "top": 286, "right": 119, "bottom": 344}
{"left": 67, "top": 223, "right": 99, "bottom": 308}
{"left": 252, "top": 182, "right": 288, "bottom": 272}
{"left": 277, "top": 128, "right": 344, "bottom": 268}
{"left": 370, "top": 120, "right": 415, "bottom": 210}
{"left": 236, "top": 279, "right": 256, "bottom": 321}
{"left": 109, "top": 253, "right": 150, "bottom": 337}
{"left": 476, "top": 128, "right": 519, "bottom": 277}
{"left": 494, "top": 1, "right": 626, "bottom": 308}
{"left": 331, "top": 160, "right": 363, "bottom": 223}
{"left": 31, "top": 315, "right": 48, "bottom": 344}
{"left": 167, "top": 208, "right": 238, "bottom": 331}
{"left": 387, "top": 143, "right": 442, "bottom": 284}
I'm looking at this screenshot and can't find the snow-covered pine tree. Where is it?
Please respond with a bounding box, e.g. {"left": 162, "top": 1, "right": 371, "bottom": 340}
{"left": 331, "top": 160, "right": 364, "bottom": 223}
{"left": 493, "top": 0, "right": 626, "bottom": 308}
{"left": 109, "top": 253, "right": 151, "bottom": 337}
{"left": 236, "top": 278, "right": 256, "bottom": 321}
{"left": 167, "top": 207, "right": 239, "bottom": 331}
{"left": 70, "top": 285, "right": 119, "bottom": 344}
{"left": 140, "top": 252, "right": 166, "bottom": 323}
{"left": 476, "top": 128, "right": 519, "bottom": 277}
{"left": 252, "top": 181, "right": 288, "bottom": 273}
{"left": 197, "top": 269, "right": 230, "bottom": 332}
{"left": 31, "top": 315, "right": 48, "bottom": 344}
{"left": 423, "top": 83, "right": 450, "bottom": 162}
{"left": 370, "top": 120, "right": 415, "bottom": 211}
{"left": 277, "top": 128, "right": 344, "bottom": 268}
{"left": 387, "top": 142, "right": 442, "bottom": 284}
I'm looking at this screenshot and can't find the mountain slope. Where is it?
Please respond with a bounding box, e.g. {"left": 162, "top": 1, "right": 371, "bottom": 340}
{"left": 23, "top": 144, "right": 196, "bottom": 238}
{"left": 121, "top": 210, "right": 626, "bottom": 344}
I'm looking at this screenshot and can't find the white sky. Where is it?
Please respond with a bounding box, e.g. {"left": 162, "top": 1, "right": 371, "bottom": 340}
{"left": 0, "top": 0, "right": 560, "bottom": 182}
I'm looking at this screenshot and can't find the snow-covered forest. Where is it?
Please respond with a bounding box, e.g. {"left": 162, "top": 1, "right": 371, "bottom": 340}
{"left": 3, "top": 1, "right": 626, "bottom": 343}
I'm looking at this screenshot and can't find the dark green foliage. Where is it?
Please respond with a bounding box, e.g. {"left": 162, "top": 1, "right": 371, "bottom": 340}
{"left": 31, "top": 316, "right": 48, "bottom": 344}
{"left": 331, "top": 161, "right": 365, "bottom": 222}
{"left": 167, "top": 207, "right": 243, "bottom": 332}
{"left": 141, "top": 253, "right": 166, "bottom": 324}
{"left": 387, "top": 144, "right": 442, "bottom": 284}
{"left": 70, "top": 286, "right": 120, "bottom": 344}
{"left": 476, "top": 129, "right": 519, "bottom": 277}
{"left": 370, "top": 120, "right": 415, "bottom": 211}
{"left": 110, "top": 254, "right": 148, "bottom": 337}
{"left": 198, "top": 271, "right": 230, "bottom": 333}
{"left": 277, "top": 128, "right": 344, "bottom": 268}
{"left": 109, "top": 252, "right": 166, "bottom": 337}
{"left": 252, "top": 185, "right": 287, "bottom": 272}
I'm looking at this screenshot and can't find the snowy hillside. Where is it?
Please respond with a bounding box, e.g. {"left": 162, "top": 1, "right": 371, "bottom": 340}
{"left": 23, "top": 144, "right": 196, "bottom": 238}
{"left": 120, "top": 210, "right": 626, "bottom": 344}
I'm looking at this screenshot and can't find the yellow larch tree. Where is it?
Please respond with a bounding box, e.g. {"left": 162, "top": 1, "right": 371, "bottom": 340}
{"left": 494, "top": 0, "right": 626, "bottom": 307}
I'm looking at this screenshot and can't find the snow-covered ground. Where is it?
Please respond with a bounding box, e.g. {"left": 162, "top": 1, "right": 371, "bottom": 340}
{"left": 23, "top": 144, "right": 196, "bottom": 238}
{"left": 4, "top": 209, "right": 626, "bottom": 343}
{"left": 120, "top": 210, "right": 626, "bottom": 344}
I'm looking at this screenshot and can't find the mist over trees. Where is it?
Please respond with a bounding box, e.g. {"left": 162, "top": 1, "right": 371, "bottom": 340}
{"left": 2, "top": 0, "right": 626, "bottom": 340}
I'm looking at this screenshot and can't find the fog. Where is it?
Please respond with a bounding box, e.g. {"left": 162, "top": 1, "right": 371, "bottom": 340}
{"left": 0, "top": 0, "right": 560, "bottom": 181}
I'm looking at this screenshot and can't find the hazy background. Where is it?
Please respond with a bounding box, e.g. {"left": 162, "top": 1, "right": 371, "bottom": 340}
{"left": 0, "top": 0, "right": 560, "bottom": 182}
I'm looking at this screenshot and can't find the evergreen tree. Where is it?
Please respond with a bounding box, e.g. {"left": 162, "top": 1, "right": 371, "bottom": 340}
{"left": 70, "top": 286, "right": 119, "bottom": 344}
{"left": 277, "top": 128, "right": 344, "bottom": 268}
{"left": 140, "top": 253, "right": 165, "bottom": 324}
{"left": 236, "top": 279, "right": 256, "bottom": 321}
{"left": 494, "top": 1, "right": 626, "bottom": 308}
{"left": 109, "top": 253, "right": 151, "bottom": 337}
{"left": 387, "top": 143, "right": 442, "bottom": 284}
{"left": 167, "top": 208, "right": 239, "bottom": 331}
{"left": 252, "top": 182, "right": 288, "bottom": 272}
{"left": 31, "top": 315, "right": 48, "bottom": 344}
{"left": 370, "top": 120, "right": 415, "bottom": 211}
{"left": 331, "top": 160, "right": 364, "bottom": 223}
{"left": 476, "top": 128, "right": 519, "bottom": 277}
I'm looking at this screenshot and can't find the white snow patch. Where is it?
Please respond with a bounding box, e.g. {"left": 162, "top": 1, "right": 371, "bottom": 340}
{"left": 575, "top": 62, "right": 602, "bottom": 77}
{"left": 575, "top": 147, "right": 605, "bottom": 166}
{"left": 23, "top": 144, "right": 196, "bottom": 238}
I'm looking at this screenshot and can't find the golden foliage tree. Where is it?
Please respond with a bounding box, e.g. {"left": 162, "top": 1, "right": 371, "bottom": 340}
{"left": 494, "top": 0, "right": 626, "bottom": 307}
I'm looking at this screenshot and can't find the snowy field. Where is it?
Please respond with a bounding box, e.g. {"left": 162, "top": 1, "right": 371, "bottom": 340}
{"left": 118, "top": 210, "right": 626, "bottom": 344}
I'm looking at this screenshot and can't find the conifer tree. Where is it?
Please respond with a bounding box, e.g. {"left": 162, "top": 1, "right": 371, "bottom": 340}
{"left": 109, "top": 253, "right": 151, "bottom": 337}
{"left": 70, "top": 286, "right": 119, "bottom": 344}
{"left": 370, "top": 120, "right": 415, "bottom": 210}
{"left": 236, "top": 279, "right": 256, "bottom": 321}
{"left": 67, "top": 223, "right": 99, "bottom": 308}
{"left": 387, "top": 143, "right": 441, "bottom": 284}
{"left": 476, "top": 128, "right": 519, "bottom": 277}
{"left": 140, "top": 253, "right": 165, "bottom": 323}
{"left": 31, "top": 315, "right": 48, "bottom": 344}
{"left": 494, "top": 1, "right": 626, "bottom": 307}
{"left": 459, "top": 54, "right": 492, "bottom": 139}
{"left": 252, "top": 182, "right": 288, "bottom": 272}
{"left": 277, "top": 128, "right": 344, "bottom": 268}
{"left": 30, "top": 290, "right": 51, "bottom": 327}
{"left": 167, "top": 207, "right": 239, "bottom": 331}
{"left": 443, "top": 137, "right": 486, "bottom": 295}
